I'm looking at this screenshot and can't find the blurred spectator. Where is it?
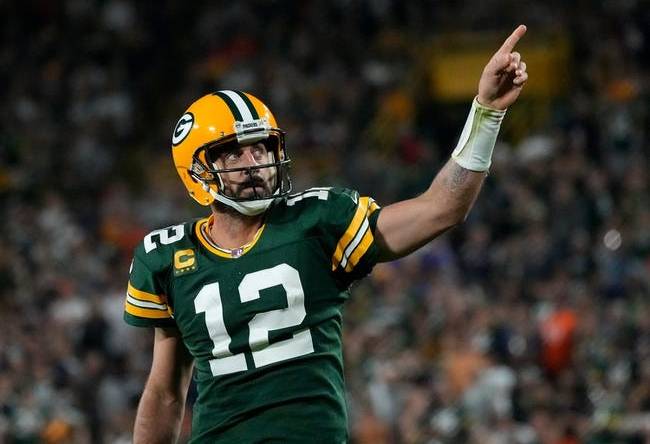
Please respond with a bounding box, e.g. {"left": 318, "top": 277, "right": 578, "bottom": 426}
{"left": 1, "top": 1, "right": 649, "bottom": 443}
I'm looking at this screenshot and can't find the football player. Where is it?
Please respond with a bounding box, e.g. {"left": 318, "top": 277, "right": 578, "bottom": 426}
{"left": 125, "top": 25, "right": 528, "bottom": 443}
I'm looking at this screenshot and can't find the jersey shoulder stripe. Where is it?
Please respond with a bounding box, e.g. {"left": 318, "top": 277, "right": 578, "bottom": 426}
{"left": 124, "top": 301, "right": 173, "bottom": 319}
{"left": 127, "top": 282, "right": 167, "bottom": 305}
{"left": 124, "top": 220, "right": 197, "bottom": 327}
{"left": 125, "top": 282, "right": 172, "bottom": 319}
{"left": 331, "top": 196, "right": 380, "bottom": 272}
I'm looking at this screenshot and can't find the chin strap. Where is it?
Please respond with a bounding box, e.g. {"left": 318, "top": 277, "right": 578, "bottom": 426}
{"left": 204, "top": 183, "right": 276, "bottom": 216}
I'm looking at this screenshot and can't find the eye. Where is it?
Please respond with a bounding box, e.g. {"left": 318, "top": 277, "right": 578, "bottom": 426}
{"left": 252, "top": 144, "right": 268, "bottom": 159}
{"left": 220, "top": 149, "right": 243, "bottom": 167}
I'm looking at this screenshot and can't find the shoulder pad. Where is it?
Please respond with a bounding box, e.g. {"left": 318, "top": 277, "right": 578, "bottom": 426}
{"left": 135, "top": 221, "right": 195, "bottom": 271}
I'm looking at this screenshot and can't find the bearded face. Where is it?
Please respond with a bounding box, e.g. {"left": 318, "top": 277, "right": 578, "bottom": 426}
{"left": 211, "top": 142, "right": 278, "bottom": 200}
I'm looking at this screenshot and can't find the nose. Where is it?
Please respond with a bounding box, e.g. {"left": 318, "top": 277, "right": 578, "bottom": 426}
{"left": 239, "top": 146, "right": 262, "bottom": 168}
{"left": 241, "top": 148, "right": 259, "bottom": 166}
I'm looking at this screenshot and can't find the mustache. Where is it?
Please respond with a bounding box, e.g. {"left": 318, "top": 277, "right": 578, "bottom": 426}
{"left": 240, "top": 177, "right": 266, "bottom": 188}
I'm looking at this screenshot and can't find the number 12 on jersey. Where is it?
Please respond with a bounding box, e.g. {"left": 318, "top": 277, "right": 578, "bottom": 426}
{"left": 194, "top": 263, "right": 314, "bottom": 376}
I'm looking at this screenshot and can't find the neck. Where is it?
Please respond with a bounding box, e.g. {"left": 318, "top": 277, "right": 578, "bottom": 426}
{"left": 208, "top": 205, "right": 264, "bottom": 250}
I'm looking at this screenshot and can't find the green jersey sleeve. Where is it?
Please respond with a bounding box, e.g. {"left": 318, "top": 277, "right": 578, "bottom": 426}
{"left": 124, "top": 233, "right": 177, "bottom": 329}
{"left": 319, "top": 187, "right": 383, "bottom": 284}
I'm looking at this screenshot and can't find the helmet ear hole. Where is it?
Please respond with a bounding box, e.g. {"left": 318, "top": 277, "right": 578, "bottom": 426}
{"left": 187, "top": 169, "right": 199, "bottom": 184}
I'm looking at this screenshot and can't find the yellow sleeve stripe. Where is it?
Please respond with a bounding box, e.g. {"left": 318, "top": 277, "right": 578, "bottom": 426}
{"left": 339, "top": 217, "right": 370, "bottom": 270}
{"left": 331, "top": 197, "right": 370, "bottom": 271}
{"left": 124, "top": 301, "right": 172, "bottom": 319}
{"left": 127, "top": 282, "right": 167, "bottom": 305}
{"left": 126, "top": 294, "right": 167, "bottom": 311}
{"left": 345, "top": 228, "right": 374, "bottom": 272}
{"left": 368, "top": 198, "right": 380, "bottom": 215}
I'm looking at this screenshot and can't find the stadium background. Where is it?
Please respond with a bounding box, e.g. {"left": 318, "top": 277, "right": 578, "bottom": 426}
{"left": 1, "top": 1, "right": 649, "bottom": 442}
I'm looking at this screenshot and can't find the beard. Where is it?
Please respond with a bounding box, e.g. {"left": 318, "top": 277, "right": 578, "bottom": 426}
{"left": 222, "top": 171, "right": 276, "bottom": 200}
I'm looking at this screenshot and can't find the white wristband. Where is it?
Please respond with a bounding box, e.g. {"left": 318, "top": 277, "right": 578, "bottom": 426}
{"left": 451, "top": 97, "right": 506, "bottom": 172}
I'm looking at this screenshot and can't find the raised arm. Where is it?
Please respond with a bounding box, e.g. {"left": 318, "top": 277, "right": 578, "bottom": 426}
{"left": 375, "top": 25, "right": 529, "bottom": 260}
{"left": 134, "top": 328, "right": 194, "bottom": 444}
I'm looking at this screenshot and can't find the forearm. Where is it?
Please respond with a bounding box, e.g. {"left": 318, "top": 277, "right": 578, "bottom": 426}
{"left": 426, "top": 158, "right": 486, "bottom": 224}
{"left": 134, "top": 328, "right": 194, "bottom": 444}
{"left": 134, "top": 383, "right": 187, "bottom": 444}
{"left": 375, "top": 99, "right": 505, "bottom": 260}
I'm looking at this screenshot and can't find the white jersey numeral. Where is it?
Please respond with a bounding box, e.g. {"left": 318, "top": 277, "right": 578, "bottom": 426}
{"left": 194, "top": 283, "right": 248, "bottom": 376}
{"left": 194, "top": 263, "right": 314, "bottom": 376}
{"left": 144, "top": 224, "right": 185, "bottom": 253}
{"left": 286, "top": 187, "right": 330, "bottom": 206}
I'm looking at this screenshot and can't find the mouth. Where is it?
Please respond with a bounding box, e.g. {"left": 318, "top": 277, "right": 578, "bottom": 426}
{"left": 239, "top": 182, "right": 268, "bottom": 197}
{"left": 243, "top": 184, "right": 264, "bottom": 192}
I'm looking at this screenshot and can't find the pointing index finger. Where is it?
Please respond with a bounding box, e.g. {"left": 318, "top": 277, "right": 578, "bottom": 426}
{"left": 498, "top": 25, "right": 527, "bottom": 54}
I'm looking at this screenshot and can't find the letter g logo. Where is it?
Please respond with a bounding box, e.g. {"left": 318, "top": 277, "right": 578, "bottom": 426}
{"left": 172, "top": 112, "right": 194, "bottom": 146}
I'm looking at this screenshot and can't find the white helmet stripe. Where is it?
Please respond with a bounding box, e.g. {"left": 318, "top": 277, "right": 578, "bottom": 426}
{"left": 218, "top": 90, "right": 255, "bottom": 122}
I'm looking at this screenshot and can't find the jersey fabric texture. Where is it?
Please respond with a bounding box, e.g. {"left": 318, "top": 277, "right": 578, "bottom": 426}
{"left": 124, "top": 187, "right": 382, "bottom": 443}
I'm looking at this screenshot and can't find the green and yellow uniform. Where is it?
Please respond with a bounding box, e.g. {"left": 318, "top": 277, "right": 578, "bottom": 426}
{"left": 124, "top": 187, "right": 382, "bottom": 443}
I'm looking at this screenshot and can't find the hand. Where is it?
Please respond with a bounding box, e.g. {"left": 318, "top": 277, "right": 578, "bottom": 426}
{"left": 477, "top": 25, "right": 529, "bottom": 110}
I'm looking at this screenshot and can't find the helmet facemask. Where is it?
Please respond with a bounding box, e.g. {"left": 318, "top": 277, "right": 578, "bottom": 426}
{"left": 189, "top": 130, "right": 292, "bottom": 212}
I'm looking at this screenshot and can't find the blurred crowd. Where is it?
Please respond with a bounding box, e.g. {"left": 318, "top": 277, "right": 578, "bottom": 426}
{"left": 0, "top": 1, "right": 648, "bottom": 443}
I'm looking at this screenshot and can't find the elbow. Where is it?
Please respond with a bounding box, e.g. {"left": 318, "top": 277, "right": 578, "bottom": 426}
{"left": 441, "top": 218, "right": 464, "bottom": 233}
{"left": 457, "top": 206, "right": 473, "bottom": 224}
{"left": 418, "top": 206, "right": 470, "bottom": 242}
{"left": 426, "top": 192, "right": 476, "bottom": 232}
{"left": 143, "top": 384, "right": 183, "bottom": 408}
{"left": 441, "top": 206, "right": 471, "bottom": 231}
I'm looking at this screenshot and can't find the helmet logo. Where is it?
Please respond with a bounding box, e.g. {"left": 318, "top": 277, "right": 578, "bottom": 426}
{"left": 234, "top": 117, "right": 270, "bottom": 144}
{"left": 172, "top": 112, "right": 194, "bottom": 146}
